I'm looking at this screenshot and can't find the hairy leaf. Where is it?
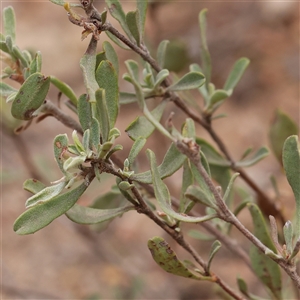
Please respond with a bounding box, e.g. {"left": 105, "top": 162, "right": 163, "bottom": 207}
{"left": 167, "top": 72, "right": 205, "bottom": 92}
{"left": 126, "top": 10, "right": 140, "bottom": 46}
{"left": 137, "top": 0, "right": 147, "bottom": 43}
{"left": 269, "top": 110, "right": 298, "bottom": 164}
{"left": 126, "top": 100, "right": 166, "bottom": 141}
{"left": 102, "top": 41, "right": 119, "bottom": 75}
{"left": 148, "top": 236, "right": 203, "bottom": 280}
{"left": 50, "top": 76, "right": 77, "bottom": 106}
{"left": 147, "top": 149, "right": 217, "bottom": 223}
{"left": 223, "top": 57, "right": 250, "bottom": 91}
{"left": 128, "top": 137, "right": 146, "bottom": 169}
{"left": 14, "top": 182, "right": 89, "bottom": 235}
{"left": 282, "top": 135, "right": 300, "bottom": 238}
{"left": 95, "top": 60, "right": 119, "bottom": 128}
{"left": 65, "top": 204, "right": 134, "bottom": 224}
{"left": 95, "top": 88, "right": 110, "bottom": 143}
{"left": 23, "top": 179, "right": 46, "bottom": 194}
{"left": 248, "top": 203, "right": 282, "bottom": 299}
{"left": 0, "top": 82, "right": 18, "bottom": 97}
{"left": 78, "top": 94, "right": 92, "bottom": 132}
{"left": 157, "top": 40, "right": 170, "bottom": 69}
{"left": 3, "top": 6, "right": 16, "bottom": 43}
{"left": 11, "top": 72, "right": 50, "bottom": 120}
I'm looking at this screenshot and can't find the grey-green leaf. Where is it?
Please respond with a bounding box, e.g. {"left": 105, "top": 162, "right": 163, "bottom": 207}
{"left": 235, "top": 147, "right": 269, "bottom": 168}
{"left": 269, "top": 110, "right": 298, "bottom": 164}
{"left": 50, "top": 76, "right": 78, "bottom": 106}
{"left": 157, "top": 40, "right": 169, "bottom": 69}
{"left": 207, "top": 240, "right": 221, "bottom": 272}
{"left": 185, "top": 185, "right": 217, "bottom": 209}
{"left": 14, "top": 182, "right": 89, "bottom": 235}
{"left": 119, "top": 92, "right": 137, "bottom": 104}
{"left": 223, "top": 57, "right": 250, "bottom": 91}
{"left": 167, "top": 72, "right": 205, "bottom": 92}
{"left": 148, "top": 236, "right": 203, "bottom": 280}
{"left": 137, "top": 0, "right": 147, "bottom": 43}
{"left": 25, "top": 181, "right": 67, "bottom": 208}
{"left": 53, "top": 134, "right": 69, "bottom": 174}
{"left": 23, "top": 179, "right": 46, "bottom": 194}
{"left": 78, "top": 94, "right": 92, "bottom": 132}
{"left": 128, "top": 137, "right": 146, "bottom": 169}
{"left": 3, "top": 6, "right": 16, "bottom": 43}
{"left": 102, "top": 41, "right": 119, "bottom": 75}
{"left": 11, "top": 72, "right": 50, "bottom": 120}
{"left": 282, "top": 135, "right": 300, "bottom": 238}
{"left": 95, "top": 60, "right": 119, "bottom": 128}
{"left": 199, "top": 9, "right": 211, "bottom": 88}
{"left": 126, "top": 10, "right": 140, "bottom": 46}
{"left": 65, "top": 204, "right": 134, "bottom": 224}
{"left": 95, "top": 88, "right": 110, "bottom": 143}
{"left": 126, "top": 100, "right": 166, "bottom": 141}
{"left": 105, "top": 0, "right": 134, "bottom": 41}
{"left": 132, "top": 143, "right": 185, "bottom": 184}
{"left": 29, "top": 51, "right": 42, "bottom": 74}
{"left": 147, "top": 149, "right": 217, "bottom": 223}
{"left": 248, "top": 203, "right": 282, "bottom": 299}
{"left": 0, "top": 82, "right": 18, "bottom": 97}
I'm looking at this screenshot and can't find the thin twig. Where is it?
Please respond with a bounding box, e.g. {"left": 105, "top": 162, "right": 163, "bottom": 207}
{"left": 41, "top": 100, "right": 83, "bottom": 135}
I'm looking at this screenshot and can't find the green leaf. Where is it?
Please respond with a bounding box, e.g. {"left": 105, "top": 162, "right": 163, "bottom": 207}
{"left": 137, "top": 0, "right": 147, "bottom": 43}
{"left": 147, "top": 149, "right": 217, "bottom": 223}
{"left": 102, "top": 41, "right": 119, "bottom": 75}
{"left": 25, "top": 181, "right": 67, "bottom": 208}
{"left": 101, "top": 10, "right": 108, "bottom": 24}
{"left": 29, "top": 51, "right": 42, "bottom": 74}
{"left": 105, "top": 0, "right": 134, "bottom": 41}
{"left": 157, "top": 40, "right": 169, "bottom": 69}
{"left": 50, "top": 76, "right": 78, "bottom": 106}
{"left": 283, "top": 221, "right": 294, "bottom": 255}
{"left": 126, "top": 100, "right": 166, "bottom": 141}
{"left": 147, "top": 237, "right": 204, "bottom": 280}
{"left": 65, "top": 204, "right": 134, "bottom": 224}
{"left": 14, "top": 182, "right": 89, "bottom": 235}
{"left": 128, "top": 137, "right": 146, "bottom": 169}
{"left": 205, "top": 89, "right": 232, "bottom": 113}
{"left": 235, "top": 147, "right": 269, "bottom": 167}
{"left": 11, "top": 72, "right": 50, "bottom": 120}
{"left": 126, "top": 10, "right": 140, "bottom": 46}
{"left": 23, "top": 179, "right": 46, "bottom": 194}
{"left": 78, "top": 94, "right": 92, "bottom": 132}
{"left": 153, "top": 69, "right": 169, "bottom": 90}
{"left": 3, "top": 6, "right": 16, "bottom": 43}
{"left": 63, "top": 155, "right": 86, "bottom": 172}
{"left": 12, "top": 45, "right": 29, "bottom": 68}
{"left": 95, "top": 88, "right": 110, "bottom": 143}
{"left": 80, "top": 37, "right": 99, "bottom": 103}
{"left": 95, "top": 60, "right": 119, "bottom": 128}
{"left": 53, "top": 134, "right": 69, "bottom": 174}
{"left": 0, "top": 40, "right": 10, "bottom": 54}
{"left": 223, "top": 57, "right": 250, "bottom": 91}
{"left": 90, "top": 117, "right": 100, "bottom": 149}
{"left": 185, "top": 185, "right": 217, "bottom": 209}
{"left": 199, "top": 9, "right": 211, "bottom": 89}
{"left": 125, "top": 59, "right": 139, "bottom": 81}
{"left": 269, "top": 110, "right": 298, "bottom": 164}
{"left": 167, "top": 72, "right": 205, "bottom": 92}
{"left": 132, "top": 143, "right": 186, "bottom": 184}
{"left": 282, "top": 135, "right": 300, "bottom": 238}
{"left": 119, "top": 92, "right": 137, "bottom": 104}
{"left": 248, "top": 203, "right": 282, "bottom": 299}
{"left": 207, "top": 240, "right": 221, "bottom": 272}
{"left": 0, "top": 82, "right": 18, "bottom": 97}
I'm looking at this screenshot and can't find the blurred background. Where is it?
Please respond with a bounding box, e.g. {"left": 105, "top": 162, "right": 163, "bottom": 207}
{"left": 1, "top": 1, "right": 299, "bottom": 299}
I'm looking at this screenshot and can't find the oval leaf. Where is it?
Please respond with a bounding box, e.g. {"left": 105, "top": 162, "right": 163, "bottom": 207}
{"left": 157, "top": 40, "right": 169, "bottom": 69}
{"left": 11, "top": 72, "right": 50, "bottom": 120}
{"left": 65, "top": 204, "right": 134, "bottom": 224}
{"left": 223, "top": 57, "right": 250, "bottom": 91}
{"left": 148, "top": 236, "right": 203, "bottom": 280}
{"left": 167, "top": 72, "right": 205, "bottom": 92}
{"left": 126, "top": 10, "right": 140, "bottom": 46}
{"left": 13, "top": 182, "right": 89, "bottom": 235}
{"left": 95, "top": 60, "right": 119, "bottom": 128}
{"left": 23, "top": 179, "right": 46, "bottom": 194}
{"left": 103, "top": 41, "right": 119, "bottom": 75}
{"left": 3, "top": 6, "right": 16, "bottom": 43}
